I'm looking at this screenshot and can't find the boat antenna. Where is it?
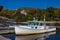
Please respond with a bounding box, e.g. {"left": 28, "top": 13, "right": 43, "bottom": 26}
{"left": 33, "top": 17, "right": 36, "bottom": 21}
{"left": 44, "top": 16, "right": 46, "bottom": 30}
{"left": 44, "top": 16, "right": 46, "bottom": 23}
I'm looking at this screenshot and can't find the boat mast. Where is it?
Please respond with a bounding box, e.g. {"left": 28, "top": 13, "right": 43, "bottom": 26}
{"left": 33, "top": 17, "right": 36, "bottom": 21}
{"left": 44, "top": 16, "right": 46, "bottom": 30}
{"left": 33, "top": 9, "right": 37, "bottom": 21}
{"left": 35, "top": 8, "right": 38, "bottom": 21}
{"left": 44, "top": 16, "right": 46, "bottom": 23}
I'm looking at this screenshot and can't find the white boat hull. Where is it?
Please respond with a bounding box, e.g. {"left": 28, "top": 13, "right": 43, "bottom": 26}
{"left": 15, "top": 27, "right": 56, "bottom": 35}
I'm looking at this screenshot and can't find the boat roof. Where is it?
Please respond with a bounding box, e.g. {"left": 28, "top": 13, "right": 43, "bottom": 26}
{"left": 20, "top": 21, "right": 44, "bottom": 24}
{"left": 28, "top": 20, "right": 44, "bottom": 22}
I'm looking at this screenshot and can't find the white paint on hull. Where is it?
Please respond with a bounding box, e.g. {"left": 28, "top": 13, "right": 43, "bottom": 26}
{"left": 15, "top": 27, "right": 56, "bottom": 35}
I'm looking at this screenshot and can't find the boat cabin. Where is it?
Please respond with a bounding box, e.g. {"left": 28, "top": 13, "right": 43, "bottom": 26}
{"left": 19, "top": 21, "right": 45, "bottom": 29}
{"left": 28, "top": 21, "right": 45, "bottom": 29}
{"left": 28, "top": 21, "right": 44, "bottom": 26}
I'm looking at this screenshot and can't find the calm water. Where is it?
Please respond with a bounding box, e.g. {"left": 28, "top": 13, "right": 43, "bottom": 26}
{"left": 1, "top": 31, "right": 60, "bottom": 40}
{"left": 1, "top": 27, "right": 60, "bottom": 40}
{"left": 16, "top": 32, "right": 56, "bottom": 40}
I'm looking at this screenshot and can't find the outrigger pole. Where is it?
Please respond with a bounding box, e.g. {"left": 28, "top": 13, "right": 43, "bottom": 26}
{"left": 44, "top": 16, "right": 46, "bottom": 30}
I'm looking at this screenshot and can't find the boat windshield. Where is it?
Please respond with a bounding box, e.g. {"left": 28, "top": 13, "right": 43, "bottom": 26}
{"left": 28, "top": 22, "right": 44, "bottom": 26}
{"left": 39, "top": 23, "right": 44, "bottom": 26}
{"left": 29, "top": 22, "right": 39, "bottom": 25}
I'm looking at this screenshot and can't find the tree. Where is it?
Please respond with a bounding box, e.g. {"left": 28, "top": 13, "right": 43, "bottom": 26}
{"left": 0, "top": 6, "right": 3, "bottom": 11}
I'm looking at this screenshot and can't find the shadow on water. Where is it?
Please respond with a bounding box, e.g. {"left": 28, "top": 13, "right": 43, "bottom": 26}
{"left": 15, "top": 32, "right": 56, "bottom": 40}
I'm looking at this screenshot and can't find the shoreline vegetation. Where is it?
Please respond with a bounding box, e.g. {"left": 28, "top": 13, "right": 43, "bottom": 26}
{"left": 0, "top": 6, "right": 60, "bottom": 26}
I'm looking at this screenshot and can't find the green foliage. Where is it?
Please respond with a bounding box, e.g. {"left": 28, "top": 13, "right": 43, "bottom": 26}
{"left": 0, "top": 6, "right": 60, "bottom": 22}
{"left": 0, "top": 6, "right": 3, "bottom": 11}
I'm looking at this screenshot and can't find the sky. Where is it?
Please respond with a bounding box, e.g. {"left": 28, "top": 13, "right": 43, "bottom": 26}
{"left": 0, "top": 0, "right": 60, "bottom": 10}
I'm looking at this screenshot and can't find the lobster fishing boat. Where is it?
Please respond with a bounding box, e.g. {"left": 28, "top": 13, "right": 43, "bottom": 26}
{"left": 15, "top": 17, "right": 56, "bottom": 35}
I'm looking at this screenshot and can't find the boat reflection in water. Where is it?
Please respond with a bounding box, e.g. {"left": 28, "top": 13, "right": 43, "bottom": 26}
{"left": 15, "top": 32, "right": 56, "bottom": 40}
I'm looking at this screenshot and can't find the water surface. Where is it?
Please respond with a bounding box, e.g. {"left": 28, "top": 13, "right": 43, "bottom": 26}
{"left": 1, "top": 28, "right": 60, "bottom": 40}
{"left": 15, "top": 32, "right": 56, "bottom": 40}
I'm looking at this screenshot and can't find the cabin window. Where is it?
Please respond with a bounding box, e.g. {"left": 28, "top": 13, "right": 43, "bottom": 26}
{"left": 35, "top": 23, "right": 39, "bottom": 25}
{"left": 29, "top": 22, "right": 35, "bottom": 25}
{"left": 40, "top": 23, "right": 44, "bottom": 26}
{"left": 29, "top": 22, "right": 39, "bottom": 26}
